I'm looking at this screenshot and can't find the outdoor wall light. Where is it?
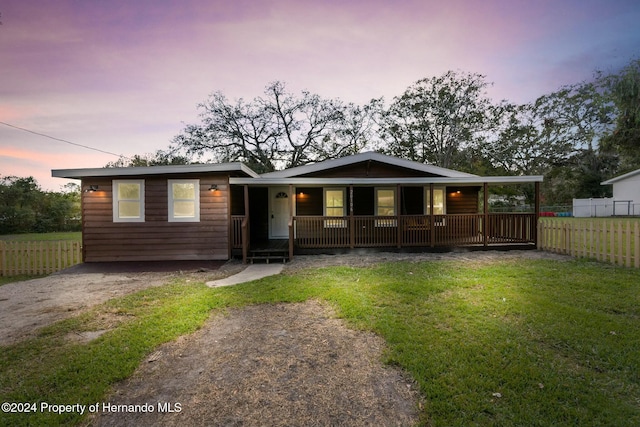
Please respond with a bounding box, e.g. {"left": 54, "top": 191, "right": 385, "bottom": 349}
{"left": 208, "top": 184, "right": 218, "bottom": 191}
{"left": 85, "top": 185, "right": 99, "bottom": 192}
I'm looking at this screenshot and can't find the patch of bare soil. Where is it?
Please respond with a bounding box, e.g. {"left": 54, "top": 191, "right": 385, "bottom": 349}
{"left": 283, "top": 249, "right": 572, "bottom": 273}
{"left": 0, "top": 263, "right": 245, "bottom": 346}
{"left": 88, "top": 300, "right": 421, "bottom": 427}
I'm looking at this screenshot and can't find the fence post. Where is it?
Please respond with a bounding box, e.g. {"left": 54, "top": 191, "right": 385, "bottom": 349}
{"left": 537, "top": 220, "right": 542, "bottom": 250}
{"left": 610, "top": 222, "right": 615, "bottom": 264}
{"left": 617, "top": 221, "right": 623, "bottom": 266}
{"left": 635, "top": 221, "right": 640, "bottom": 269}
{"left": 596, "top": 221, "right": 601, "bottom": 261}
{"left": 0, "top": 241, "right": 5, "bottom": 277}
{"left": 626, "top": 221, "right": 632, "bottom": 268}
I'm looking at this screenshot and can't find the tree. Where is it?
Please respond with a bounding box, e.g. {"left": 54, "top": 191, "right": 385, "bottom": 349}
{"left": 380, "top": 71, "right": 500, "bottom": 170}
{"left": 105, "top": 150, "right": 190, "bottom": 168}
{"left": 172, "top": 82, "right": 371, "bottom": 173}
{"left": 0, "top": 176, "right": 40, "bottom": 233}
{"left": 485, "top": 82, "right": 614, "bottom": 176}
{"left": 0, "top": 176, "right": 81, "bottom": 234}
{"left": 599, "top": 59, "right": 640, "bottom": 172}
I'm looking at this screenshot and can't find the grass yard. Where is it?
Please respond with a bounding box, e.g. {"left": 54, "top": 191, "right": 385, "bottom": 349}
{"left": 1, "top": 258, "right": 639, "bottom": 426}
{"left": 0, "top": 232, "right": 82, "bottom": 242}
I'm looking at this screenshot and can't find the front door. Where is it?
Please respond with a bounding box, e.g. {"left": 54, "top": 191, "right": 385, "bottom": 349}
{"left": 269, "top": 187, "right": 290, "bottom": 239}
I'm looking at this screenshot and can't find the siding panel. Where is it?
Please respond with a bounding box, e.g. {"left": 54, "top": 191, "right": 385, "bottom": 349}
{"left": 81, "top": 176, "right": 230, "bottom": 261}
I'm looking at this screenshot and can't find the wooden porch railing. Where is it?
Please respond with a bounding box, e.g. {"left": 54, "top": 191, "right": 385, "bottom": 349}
{"left": 231, "top": 215, "right": 250, "bottom": 263}
{"left": 231, "top": 213, "right": 537, "bottom": 259}
{"left": 293, "top": 213, "right": 536, "bottom": 249}
{"left": 231, "top": 215, "right": 244, "bottom": 249}
{"left": 487, "top": 213, "right": 536, "bottom": 244}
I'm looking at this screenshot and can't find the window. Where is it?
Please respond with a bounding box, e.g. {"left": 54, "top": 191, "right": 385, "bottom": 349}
{"left": 324, "top": 188, "right": 346, "bottom": 228}
{"left": 168, "top": 179, "right": 200, "bottom": 222}
{"left": 425, "top": 187, "right": 446, "bottom": 225}
{"left": 113, "top": 180, "right": 144, "bottom": 222}
{"left": 375, "top": 188, "right": 396, "bottom": 227}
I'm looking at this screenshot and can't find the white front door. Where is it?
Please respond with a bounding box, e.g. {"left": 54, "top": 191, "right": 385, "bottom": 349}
{"left": 269, "top": 187, "right": 290, "bottom": 239}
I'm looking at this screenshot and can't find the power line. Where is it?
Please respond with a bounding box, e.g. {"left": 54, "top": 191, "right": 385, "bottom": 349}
{"left": 0, "top": 121, "right": 130, "bottom": 159}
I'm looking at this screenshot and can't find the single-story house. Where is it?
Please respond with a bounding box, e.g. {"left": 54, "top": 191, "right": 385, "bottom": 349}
{"left": 52, "top": 152, "right": 543, "bottom": 263}
{"left": 600, "top": 168, "right": 640, "bottom": 216}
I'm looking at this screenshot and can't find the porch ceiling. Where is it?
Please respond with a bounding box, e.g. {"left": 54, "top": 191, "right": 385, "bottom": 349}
{"left": 229, "top": 176, "right": 544, "bottom": 186}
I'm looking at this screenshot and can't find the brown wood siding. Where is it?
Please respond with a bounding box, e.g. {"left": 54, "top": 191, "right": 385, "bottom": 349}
{"left": 446, "top": 186, "right": 480, "bottom": 214}
{"left": 81, "top": 175, "right": 230, "bottom": 262}
{"left": 295, "top": 187, "right": 323, "bottom": 215}
{"left": 300, "top": 161, "right": 440, "bottom": 178}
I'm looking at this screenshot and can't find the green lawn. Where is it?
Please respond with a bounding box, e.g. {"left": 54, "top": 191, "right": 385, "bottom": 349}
{"left": 0, "top": 232, "right": 82, "bottom": 242}
{"left": 1, "top": 258, "right": 639, "bottom": 426}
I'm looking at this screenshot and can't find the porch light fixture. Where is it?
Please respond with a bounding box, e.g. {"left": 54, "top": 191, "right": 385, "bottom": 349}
{"left": 85, "top": 185, "right": 99, "bottom": 192}
{"left": 208, "top": 184, "right": 218, "bottom": 191}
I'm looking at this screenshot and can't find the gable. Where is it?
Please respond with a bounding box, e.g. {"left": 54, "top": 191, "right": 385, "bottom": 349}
{"left": 261, "top": 152, "right": 477, "bottom": 179}
{"left": 297, "top": 160, "right": 443, "bottom": 178}
{"left": 601, "top": 168, "right": 640, "bottom": 185}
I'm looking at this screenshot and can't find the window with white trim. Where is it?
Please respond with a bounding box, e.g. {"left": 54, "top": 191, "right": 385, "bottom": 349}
{"left": 113, "top": 180, "right": 145, "bottom": 222}
{"left": 168, "top": 179, "right": 200, "bottom": 222}
{"left": 324, "top": 188, "right": 346, "bottom": 228}
{"left": 375, "top": 188, "right": 396, "bottom": 227}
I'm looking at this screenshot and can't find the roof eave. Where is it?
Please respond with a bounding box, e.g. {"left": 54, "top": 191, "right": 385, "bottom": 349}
{"left": 601, "top": 168, "right": 640, "bottom": 185}
{"left": 52, "top": 162, "right": 260, "bottom": 179}
{"left": 230, "top": 176, "right": 544, "bottom": 185}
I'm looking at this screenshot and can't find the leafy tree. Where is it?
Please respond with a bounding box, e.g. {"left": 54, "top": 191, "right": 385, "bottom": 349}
{"left": 380, "top": 71, "right": 500, "bottom": 170}
{"left": 172, "top": 81, "right": 372, "bottom": 173}
{"left": 105, "top": 150, "right": 190, "bottom": 168}
{"left": 599, "top": 59, "right": 640, "bottom": 172}
{"left": 0, "top": 176, "right": 80, "bottom": 234}
{"left": 485, "top": 82, "right": 614, "bottom": 176}
{"left": 0, "top": 176, "right": 40, "bottom": 233}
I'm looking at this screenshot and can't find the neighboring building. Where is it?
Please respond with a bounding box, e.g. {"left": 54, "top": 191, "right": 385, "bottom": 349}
{"left": 601, "top": 168, "right": 640, "bottom": 216}
{"left": 53, "top": 152, "right": 543, "bottom": 263}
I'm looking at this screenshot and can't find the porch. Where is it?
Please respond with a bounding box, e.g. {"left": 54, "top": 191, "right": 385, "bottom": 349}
{"left": 232, "top": 212, "right": 537, "bottom": 262}
{"left": 229, "top": 170, "right": 542, "bottom": 263}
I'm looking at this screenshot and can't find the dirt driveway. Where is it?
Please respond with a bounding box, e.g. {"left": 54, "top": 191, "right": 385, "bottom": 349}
{"left": 0, "top": 261, "right": 241, "bottom": 346}
{"left": 2, "top": 250, "right": 569, "bottom": 426}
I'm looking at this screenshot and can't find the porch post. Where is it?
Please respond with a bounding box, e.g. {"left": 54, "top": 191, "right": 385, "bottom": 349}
{"left": 349, "top": 185, "right": 355, "bottom": 249}
{"left": 534, "top": 181, "right": 540, "bottom": 245}
{"left": 483, "top": 182, "right": 489, "bottom": 247}
{"left": 242, "top": 185, "right": 250, "bottom": 264}
{"left": 396, "top": 184, "right": 402, "bottom": 248}
{"left": 429, "top": 183, "right": 435, "bottom": 248}
{"left": 289, "top": 184, "right": 294, "bottom": 261}
{"left": 227, "top": 179, "right": 232, "bottom": 260}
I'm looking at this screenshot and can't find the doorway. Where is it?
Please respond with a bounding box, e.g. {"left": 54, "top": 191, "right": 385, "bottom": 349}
{"left": 269, "top": 187, "right": 290, "bottom": 239}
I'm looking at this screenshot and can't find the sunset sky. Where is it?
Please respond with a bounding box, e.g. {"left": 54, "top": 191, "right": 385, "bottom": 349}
{"left": 1, "top": 0, "right": 639, "bottom": 190}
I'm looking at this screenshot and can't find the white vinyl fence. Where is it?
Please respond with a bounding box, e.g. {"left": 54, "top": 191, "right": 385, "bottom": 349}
{"left": 573, "top": 198, "right": 638, "bottom": 217}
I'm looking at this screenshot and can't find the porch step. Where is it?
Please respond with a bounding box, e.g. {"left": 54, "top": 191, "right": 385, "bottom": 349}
{"left": 248, "top": 248, "right": 289, "bottom": 264}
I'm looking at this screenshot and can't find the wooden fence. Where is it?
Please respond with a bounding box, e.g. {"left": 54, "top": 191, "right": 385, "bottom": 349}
{"left": 0, "top": 241, "right": 82, "bottom": 276}
{"left": 538, "top": 219, "right": 640, "bottom": 268}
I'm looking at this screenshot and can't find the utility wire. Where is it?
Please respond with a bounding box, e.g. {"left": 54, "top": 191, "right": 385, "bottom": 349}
{"left": 0, "top": 121, "right": 130, "bottom": 159}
